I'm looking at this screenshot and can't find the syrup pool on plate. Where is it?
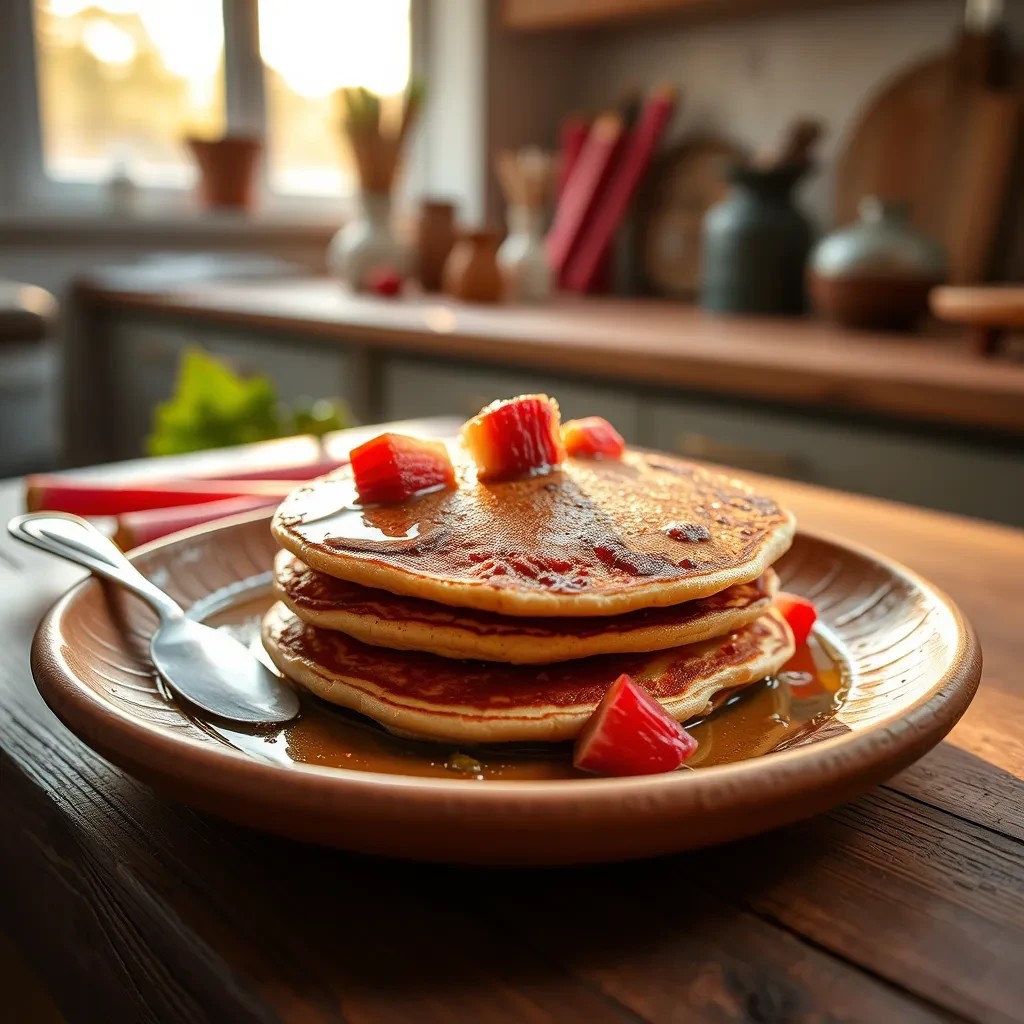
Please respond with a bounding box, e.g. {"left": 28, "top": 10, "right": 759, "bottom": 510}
{"left": 198, "top": 592, "right": 848, "bottom": 780}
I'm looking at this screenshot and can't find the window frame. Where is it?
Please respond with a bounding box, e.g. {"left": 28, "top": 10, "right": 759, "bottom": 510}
{"left": 4, "top": 0, "right": 424, "bottom": 218}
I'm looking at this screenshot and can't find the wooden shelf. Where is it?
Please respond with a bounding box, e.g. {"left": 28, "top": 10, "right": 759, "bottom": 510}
{"left": 503, "top": 0, "right": 888, "bottom": 32}
{"left": 78, "top": 277, "right": 1024, "bottom": 437}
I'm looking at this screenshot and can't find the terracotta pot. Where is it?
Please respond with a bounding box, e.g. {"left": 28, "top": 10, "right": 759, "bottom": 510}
{"left": 442, "top": 230, "right": 503, "bottom": 303}
{"left": 414, "top": 200, "right": 457, "bottom": 292}
{"left": 186, "top": 135, "right": 262, "bottom": 211}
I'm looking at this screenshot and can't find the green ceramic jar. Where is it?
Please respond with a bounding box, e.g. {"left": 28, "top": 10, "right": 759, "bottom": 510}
{"left": 701, "top": 164, "right": 814, "bottom": 316}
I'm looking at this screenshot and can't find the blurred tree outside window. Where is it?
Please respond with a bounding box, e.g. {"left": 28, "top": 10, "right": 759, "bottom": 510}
{"left": 33, "top": 0, "right": 411, "bottom": 198}
{"left": 35, "top": 0, "right": 225, "bottom": 187}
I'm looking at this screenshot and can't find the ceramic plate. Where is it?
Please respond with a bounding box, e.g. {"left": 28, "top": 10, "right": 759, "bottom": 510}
{"left": 31, "top": 512, "right": 981, "bottom": 865}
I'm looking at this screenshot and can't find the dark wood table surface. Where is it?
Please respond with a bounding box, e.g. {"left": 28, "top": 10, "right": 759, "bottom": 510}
{"left": 2, "top": 425, "right": 1023, "bottom": 1024}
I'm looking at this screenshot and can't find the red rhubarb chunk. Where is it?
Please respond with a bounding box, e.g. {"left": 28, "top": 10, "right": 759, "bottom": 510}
{"left": 574, "top": 673, "right": 698, "bottom": 777}
{"left": 776, "top": 592, "right": 817, "bottom": 645}
{"left": 350, "top": 433, "right": 455, "bottom": 505}
{"left": 561, "top": 416, "right": 625, "bottom": 459}
{"left": 461, "top": 394, "right": 564, "bottom": 481}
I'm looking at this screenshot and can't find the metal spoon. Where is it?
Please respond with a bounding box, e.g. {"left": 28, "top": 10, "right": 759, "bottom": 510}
{"left": 8, "top": 512, "right": 300, "bottom": 725}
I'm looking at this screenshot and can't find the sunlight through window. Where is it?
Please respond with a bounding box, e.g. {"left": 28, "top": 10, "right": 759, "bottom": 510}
{"left": 258, "top": 0, "right": 411, "bottom": 197}
{"left": 35, "top": 0, "right": 225, "bottom": 186}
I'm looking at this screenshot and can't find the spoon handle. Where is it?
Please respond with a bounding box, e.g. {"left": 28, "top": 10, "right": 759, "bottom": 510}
{"left": 8, "top": 512, "right": 184, "bottom": 622}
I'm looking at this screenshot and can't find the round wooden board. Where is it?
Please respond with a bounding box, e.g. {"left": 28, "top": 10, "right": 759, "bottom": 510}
{"left": 637, "top": 135, "right": 746, "bottom": 298}
{"left": 30, "top": 510, "right": 981, "bottom": 865}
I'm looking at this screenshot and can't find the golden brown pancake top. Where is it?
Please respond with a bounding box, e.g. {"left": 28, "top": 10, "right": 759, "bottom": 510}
{"left": 273, "top": 447, "right": 794, "bottom": 610}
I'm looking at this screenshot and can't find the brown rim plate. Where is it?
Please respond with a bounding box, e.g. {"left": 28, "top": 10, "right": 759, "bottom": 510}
{"left": 30, "top": 511, "right": 981, "bottom": 865}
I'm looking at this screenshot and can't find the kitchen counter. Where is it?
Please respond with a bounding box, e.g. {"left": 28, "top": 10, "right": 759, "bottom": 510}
{"left": 66, "top": 275, "right": 1024, "bottom": 527}
{"left": 78, "top": 276, "right": 1024, "bottom": 435}
{"left": 1, "top": 423, "right": 1022, "bottom": 1023}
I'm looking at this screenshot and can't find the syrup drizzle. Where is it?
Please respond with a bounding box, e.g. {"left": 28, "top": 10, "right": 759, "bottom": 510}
{"left": 199, "top": 594, "right": 847, "bottom": 780}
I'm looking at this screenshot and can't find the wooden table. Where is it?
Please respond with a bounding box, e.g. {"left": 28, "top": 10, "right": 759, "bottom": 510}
{"left": 2, "top": 425, "right": 1023, "bottom": 1024}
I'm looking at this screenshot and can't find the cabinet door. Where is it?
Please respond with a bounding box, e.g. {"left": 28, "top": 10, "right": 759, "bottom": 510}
{"left": 382, "top": 357, "right": 641, "bottom": 439}
{"left": 106, "top": 315, "right": 351, "bottom": 458}
{"left": 204, "top": 332, "right": 350, "bottom": 405}
{"left": 108, "top": 318, "right": 190, "bottom": 458}
{"left": 644, "top": 397, "right": 1024, "bottom": 526}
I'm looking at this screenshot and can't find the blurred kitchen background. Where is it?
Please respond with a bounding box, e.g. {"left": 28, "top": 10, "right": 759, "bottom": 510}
{"left": 1, "top": 0, "right": 1022, "bottom": 526}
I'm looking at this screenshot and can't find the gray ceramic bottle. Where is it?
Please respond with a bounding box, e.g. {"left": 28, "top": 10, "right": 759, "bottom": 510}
{"left": 808, "top": 197, "right": 947, "bottom": 330}
{"left": 701, "top": 164, "right": 814, "bottom": 315}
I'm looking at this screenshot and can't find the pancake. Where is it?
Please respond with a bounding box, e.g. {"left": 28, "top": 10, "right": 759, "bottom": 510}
{"left": 274, "top": 549, "right": 779, "bottom": 663}
{"left": 272, "top": 446, "right": 795, "bottom": 617}
{"left": 262, "top": 603, "right": 795, "bottom": 743}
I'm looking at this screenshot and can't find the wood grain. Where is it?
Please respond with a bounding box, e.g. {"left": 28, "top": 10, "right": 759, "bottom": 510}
{"left": 502, "top": 0, "right": 890, "bottom": 32}
{"left": 1, "top": 425, "right": 1022, "bottom": 1022}
{"left": 836, "top": 35, "right": 1021, "bottom": 286}
{"left": 78, "top": 280, "right": 1024, "bottom": 436}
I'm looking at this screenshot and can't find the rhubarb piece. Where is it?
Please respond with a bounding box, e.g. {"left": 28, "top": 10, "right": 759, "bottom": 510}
{"left": 561, "top": 416, "right": 625, "bottom": 459}
{"left": 350, "top": 433, "right": 455, "bottom": 505}
{"left": 461, "top": 394, "right": 564, "bottom": 481}
{"left": 776, "top": 592, "right": 818, "bottom": 645}
{"left": 204, "top": 457, "right": 347, "bottom": 482}
{"left": 367, "top": 267, "right": 403, "bottom": 297}
{"left": 574, "top": 673, "right": 698, "bottom": 777}
{"left": 24, "top": 475, "right": 293, "bottom": 517}
{"left": 114, "top": 496, "right": 280, "bottom": 549}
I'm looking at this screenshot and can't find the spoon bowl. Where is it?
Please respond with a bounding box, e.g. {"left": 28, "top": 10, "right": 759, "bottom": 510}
{"left": 9, "top": 512, "right": 300, "bottom": 725}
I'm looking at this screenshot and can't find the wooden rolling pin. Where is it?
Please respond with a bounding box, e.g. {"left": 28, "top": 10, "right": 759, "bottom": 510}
{"left": 930, "top": 285, "right": 1024, "bottom": 356}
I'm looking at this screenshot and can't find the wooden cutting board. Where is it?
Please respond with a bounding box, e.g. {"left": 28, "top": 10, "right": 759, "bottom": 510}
{"left": 636, "top": 134, "right": 747, "bottom": 297}
{"left": 836, "top": 34, "right": 1021, "bottom": 284}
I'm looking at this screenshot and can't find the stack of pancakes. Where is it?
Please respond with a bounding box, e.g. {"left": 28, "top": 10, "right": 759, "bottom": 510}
{"left": 262, "top": 443, "right": 797, "bottom": 744}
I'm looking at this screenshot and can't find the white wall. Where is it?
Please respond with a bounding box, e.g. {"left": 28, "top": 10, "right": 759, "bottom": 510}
{"left": 568, "top": 0, "right": 1024, "bottom": 229}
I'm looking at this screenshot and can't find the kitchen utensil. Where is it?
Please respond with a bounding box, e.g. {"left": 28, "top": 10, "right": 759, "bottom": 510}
{"left": 836, "top": 1, "right": 1020, "bottom": 283}
{"left": 931, "top": 284, "right": 1024, "bottom": 355}
{"left": 754, "top": 117, "right": 823, "bottom": 168}
{"left": 30, "top": 512, "right": 980, "bottom": 865}
{"left": 9, "top": 512, "right": 299, "bottom": 725}
{"left": 809, "top": 197, "right": 947, "bottom": 329}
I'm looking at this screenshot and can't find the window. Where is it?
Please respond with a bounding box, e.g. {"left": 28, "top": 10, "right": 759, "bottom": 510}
{"left": 28, "top": 0, "right": 411, "bottom": 202}
{"left": 35, "top": 0, "right": 225, "bottom": 187}
{"left": 258, "top": 0, "right": 411, "bottom": 197}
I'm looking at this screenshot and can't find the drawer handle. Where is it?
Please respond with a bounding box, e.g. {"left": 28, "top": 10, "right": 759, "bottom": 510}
{"left": 675, "top": 432, "right": 808, "bottom": 478}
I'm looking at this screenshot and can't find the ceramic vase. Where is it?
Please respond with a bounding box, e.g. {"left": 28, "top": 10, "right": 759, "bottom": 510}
{"left": 498, "top": 205, "right": 551, "bottom": 302}
{"left": 808, "top": 197, "right": 947, "bottom": 330}
{"left": 414, "top": 200, "right": 457, "bottom": 292}
{"left": 442, "top": 231, "right": 503, "bottom": 303}
{"left": 328, "top": 191, "right": 409, "bottom": 291}
{"left": 701, "top": 164, "right": 814, "bottom": 315}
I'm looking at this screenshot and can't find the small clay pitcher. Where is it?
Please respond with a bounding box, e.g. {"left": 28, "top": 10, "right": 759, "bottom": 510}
{"left": 414, "top": 200, "right": 457, "bottom": 292}
{"left": 442, "top": 230, "right": 503, "bottom": 303}
{"left": 186, "top": 135, "right": 262, "bottom": 211}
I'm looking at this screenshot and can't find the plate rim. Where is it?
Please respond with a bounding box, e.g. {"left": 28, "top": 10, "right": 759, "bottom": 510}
{"left": 29, "top": 510, "right": 983, "bottom": 812}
